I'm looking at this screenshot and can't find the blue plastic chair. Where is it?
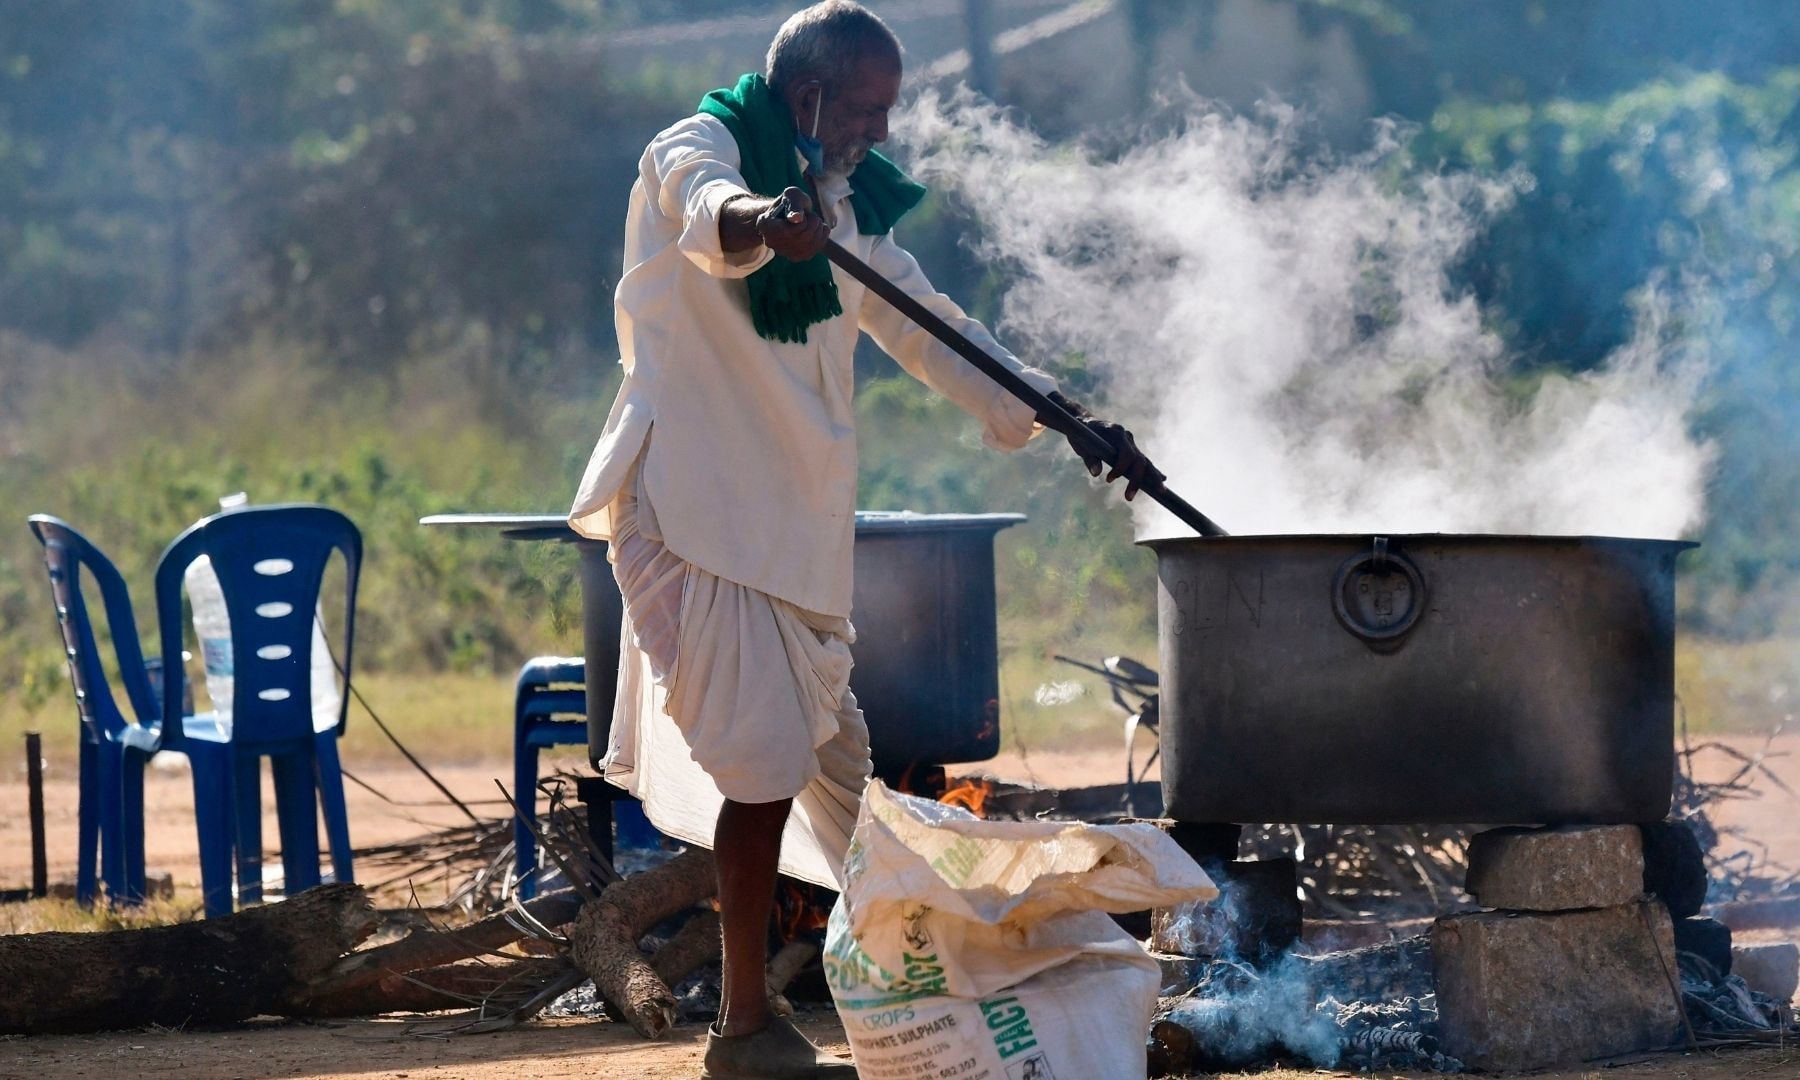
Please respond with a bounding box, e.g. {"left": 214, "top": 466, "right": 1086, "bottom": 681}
{"left": 513, "top": 656, "right": 589, "bottom": 898}
{"left": 155, "top": 504, "right": 361, "bottom": 914}
{"left": 511, "top": 657, "right": 659, "bottom": 896}
{"left": 26, "top": 515, "right": 233, "bottom": 907}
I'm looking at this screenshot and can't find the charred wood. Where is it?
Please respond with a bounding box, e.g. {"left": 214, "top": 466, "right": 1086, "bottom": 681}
{"left": 1298, "top": 935, "right": 1433, "bottom": 1003}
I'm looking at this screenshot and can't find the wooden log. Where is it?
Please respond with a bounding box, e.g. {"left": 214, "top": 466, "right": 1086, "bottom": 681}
{"left": 0, "top": 883, "right": 377, "bottom": 1034}
{"left": 577, "top": 927, "right": 679, "bottom": 1038}
{"left": 604, "top": 850, "right": 718, "bottom": 936}
{"left": 765, "top": 938, "right": 820, "bottom": 1018}
{"left": 766, "top": 938, "right": 819, "bottom": 996}
{"left": 288, "top": 888, "right": 583, "bottom": 1013}
{"left": 295, "top": 956, "right": 571, "bottom": 1018}
{"left": 568, "top": 850, "right": 716, "bottom": 1039}
{"left": 1147, "top": 1013, "right": 1197, "bottom": 1078}
{"left": 651, "top": 909, "right": 721, "bottom": 988}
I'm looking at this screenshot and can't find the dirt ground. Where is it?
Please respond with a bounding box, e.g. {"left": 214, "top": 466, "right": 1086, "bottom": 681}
{"left": 1, "top": 735, "right": 1798, "bottom": 1079}
{"left": 0, "top": 1017, "right": 1796, "bottom": 1080}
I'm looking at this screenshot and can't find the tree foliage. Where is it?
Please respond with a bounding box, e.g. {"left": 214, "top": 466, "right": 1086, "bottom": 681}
{"left": 2, "top": 0, "right": 1797, "bottom": 726}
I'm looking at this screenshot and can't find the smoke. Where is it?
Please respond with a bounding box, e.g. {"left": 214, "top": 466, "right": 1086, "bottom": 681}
{"left": 1162, "top": 955, "right": 1344, "bottom": 1068}
{"left": 895, "top": 88, "right": 1714, "bottom": 539}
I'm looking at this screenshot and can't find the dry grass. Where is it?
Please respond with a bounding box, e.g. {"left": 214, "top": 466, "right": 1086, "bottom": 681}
{"left": 1678, "top": 635, "right": 1800, "bottom": 735}
{"left": 4, "top": 634, "right": 1792, "bottom": 777}
{"left": 2, "top": 643, "right": 1148, "bottom": 774}
{"left": 0, "top": 896, "right": 195, "bottom": 935}
{"left": 1, "top": 670, "right": 521, "bottom": 769}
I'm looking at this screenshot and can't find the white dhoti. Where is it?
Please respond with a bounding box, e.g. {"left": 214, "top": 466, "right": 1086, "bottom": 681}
{"left": 599, "top": 464, "right": 873, "bottom": 889}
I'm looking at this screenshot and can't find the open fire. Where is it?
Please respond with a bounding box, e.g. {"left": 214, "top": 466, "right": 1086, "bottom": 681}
{"left": 938, "top": 776, "right": 995, "bottom": 817}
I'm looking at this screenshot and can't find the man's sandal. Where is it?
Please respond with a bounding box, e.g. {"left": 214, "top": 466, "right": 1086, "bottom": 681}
{"left": 699, "top": 1015, "right": 858, "bottom": 1078}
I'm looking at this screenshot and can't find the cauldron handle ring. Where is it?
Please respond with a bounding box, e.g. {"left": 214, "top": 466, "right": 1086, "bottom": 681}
{"left": 1332, "top": 538, "right": 1426, "bottom": 646}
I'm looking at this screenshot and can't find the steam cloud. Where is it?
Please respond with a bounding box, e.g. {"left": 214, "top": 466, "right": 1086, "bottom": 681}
{"left": 896, "top": 89, "right": 1713, "bottom": 539}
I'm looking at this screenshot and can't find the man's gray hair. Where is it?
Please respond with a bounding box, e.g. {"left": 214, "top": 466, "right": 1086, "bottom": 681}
{"left": 765, "top": 1, "right": 903, "bottom": 98}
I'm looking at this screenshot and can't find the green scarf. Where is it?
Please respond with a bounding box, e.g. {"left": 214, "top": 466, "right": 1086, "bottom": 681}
{"left": 698, "top": 73, "right": 927, "bottom": 344}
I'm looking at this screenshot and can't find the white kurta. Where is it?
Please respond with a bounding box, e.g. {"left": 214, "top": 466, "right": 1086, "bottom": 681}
{"left": 569, "top": 113, "right": 1054, "bottom": 617}
{"left": 568, "top": 113, "right": 1055, "bottom": 888}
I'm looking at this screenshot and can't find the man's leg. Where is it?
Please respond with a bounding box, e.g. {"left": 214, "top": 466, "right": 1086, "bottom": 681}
{"left": 714, "top": 795, "right": 794, "bottom": 1036}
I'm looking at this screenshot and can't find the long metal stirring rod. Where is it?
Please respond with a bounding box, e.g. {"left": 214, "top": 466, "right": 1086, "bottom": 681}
{"left": 823, "top": 239, "right": 1228, "bottom": 538}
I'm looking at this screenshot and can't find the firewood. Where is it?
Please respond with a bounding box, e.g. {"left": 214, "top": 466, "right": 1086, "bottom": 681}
{"left": 0, "top": 883, "right": 378, "bottom": 1034}
{"left": 288, "top": 888, "right": 584, "bottom": 1014}
{"left": 295, "top": 956, "right": 573, "bottom": 1017}
{"left": 576, "top": 927, "right": 679, "bottom": 1037}
{"left": 651, "top": 908, "right": 721, "bottom": 988}
{"left": 568, "top": 850, "right": 716, "bottom": 1039}
{"left": 598, "top": 849, "right": 718, "bottom": 935}
{"left": 765, "top": 938, "right": 820, "bottom": 1017}
{"left": 766, "top": 938, "right": 819, "bottom": 997}
{"left": 1147, "top": 1013, "right": 1198, "bottom": 1077}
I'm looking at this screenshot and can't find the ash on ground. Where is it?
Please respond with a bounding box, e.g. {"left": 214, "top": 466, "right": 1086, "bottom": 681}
{"left": 1680, "top": 953, "right": 1787, "bottom": 1034}
{"left": 1151, "top": 940, "right": 1461, "bottom": 1075}
{"left": 1151, "top": 936, "right": 1791, "bottom": 1075}
{"left": 543, "top": 964, "right": 723, "bottom": 1023}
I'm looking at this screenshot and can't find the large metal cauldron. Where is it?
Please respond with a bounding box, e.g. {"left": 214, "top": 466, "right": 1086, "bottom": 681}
{"left": 582, "top": 511, "right": 1022, "bottom": 781}
{"left": 851, "top": 512, "right": 1022, "bottom": 780}
{"left": 1147, "top": 533, "right": 1694, "bottom": 825}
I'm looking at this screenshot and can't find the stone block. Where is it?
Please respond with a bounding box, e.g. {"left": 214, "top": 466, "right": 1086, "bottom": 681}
{"left": 1731, "top": 942, "right": 1798, "bottom": 1003}
{"left": 1674, "top": 916, "right": 1733, "bottom": 979}
{"left": 1640, "top": 820, "right": 1708, "bottom": 919}
{"left": 1465, "top": 825, "right": 1645, "bottom": 911}
{"left": 1432, "top": 901, "right": 1684, "bottom": 1072}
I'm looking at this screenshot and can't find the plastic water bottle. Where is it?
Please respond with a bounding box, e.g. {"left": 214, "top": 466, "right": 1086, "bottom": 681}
{"left": 184, "top": 492, "right": 342, "bottom": 737}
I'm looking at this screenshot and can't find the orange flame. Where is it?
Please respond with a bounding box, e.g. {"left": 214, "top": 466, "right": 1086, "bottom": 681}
{"left": 975, "top": 699, "right": 1000, "bottom": 742}
{"left": 777, "top": 882, "right": 831, "bottom": 941}
{"left": 938, "top": 777, "right": 995, "bottom": 818}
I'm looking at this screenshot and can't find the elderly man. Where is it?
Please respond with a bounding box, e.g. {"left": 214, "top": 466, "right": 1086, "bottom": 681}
{"left": 568, "top": 3, "right": 1160, "bottom": 1076}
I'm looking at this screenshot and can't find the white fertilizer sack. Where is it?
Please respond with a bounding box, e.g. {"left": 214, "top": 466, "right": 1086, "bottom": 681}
{"left": 825, "top": 781, "right": 1218, "bottom": 1079}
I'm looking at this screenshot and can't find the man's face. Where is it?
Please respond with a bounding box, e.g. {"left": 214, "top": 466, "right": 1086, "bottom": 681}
{"left": 805, "top": 53, "right": 902, "bottom": 176}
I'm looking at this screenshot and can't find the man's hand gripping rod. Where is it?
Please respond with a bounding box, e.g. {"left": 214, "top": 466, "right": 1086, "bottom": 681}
{"left": 822, "top": 239, "right": 1227, "bottom": 538}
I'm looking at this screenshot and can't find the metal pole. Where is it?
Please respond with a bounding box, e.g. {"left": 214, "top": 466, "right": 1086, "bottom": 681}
{"left": 824, "top": 240, "right": 1228, "bottom": 537}
{"left": 26, "top": 732, "right": 46, "bottom": 898}
{"left": 964, "top": 0, "right": 996, "bottom": 99}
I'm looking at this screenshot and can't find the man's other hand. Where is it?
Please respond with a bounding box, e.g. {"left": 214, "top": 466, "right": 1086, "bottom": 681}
{"left": 1040, "top": 391, "right": 1165, "bottom": 501}
{"left": 756, "top": 186, "right": 830, "bottom": 262}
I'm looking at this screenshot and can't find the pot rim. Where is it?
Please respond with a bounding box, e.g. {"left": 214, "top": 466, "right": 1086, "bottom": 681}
{"left": 1138, "top": 531, "right": 1701, "bottom": 552}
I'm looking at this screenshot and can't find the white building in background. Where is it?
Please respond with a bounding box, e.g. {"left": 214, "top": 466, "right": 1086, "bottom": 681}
{"left": 587, "top": 0, "right": 1378, "bottom": 141}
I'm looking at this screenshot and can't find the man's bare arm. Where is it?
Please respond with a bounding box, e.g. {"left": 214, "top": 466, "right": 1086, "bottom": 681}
{"left": 721, "top": 186, "right": 829, "bottom": 261}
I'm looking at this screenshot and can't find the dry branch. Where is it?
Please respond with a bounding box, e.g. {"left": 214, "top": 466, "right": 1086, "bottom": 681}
{"left": 0, "top": 884, "right": 378, "bottom": 1034}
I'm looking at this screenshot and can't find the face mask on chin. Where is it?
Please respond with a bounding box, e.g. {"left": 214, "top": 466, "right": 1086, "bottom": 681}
{"left": 795, "top": 83, "right": 830, "bottom": 177}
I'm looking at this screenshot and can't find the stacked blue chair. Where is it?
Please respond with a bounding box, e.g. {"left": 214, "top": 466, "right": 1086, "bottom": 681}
{"left": 512, "top": 656, "right": 660, "bottom": 896}
{"left": 154, "top": 504, "right": 362, "bottom": 915}
{"left": 26, "top": 516, "right": 233, "bottom": 908}
{"left": 512, "top": 657, "right": 589, "bottom": 898}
